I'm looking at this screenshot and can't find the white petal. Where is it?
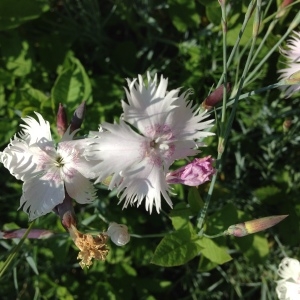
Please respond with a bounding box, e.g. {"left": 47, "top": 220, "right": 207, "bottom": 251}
{"left": 64, "top": 171, "right": 96, "bottom": 204}
{"left": 276, "top": 280, "right": 300, "bottom": 300}
{"left": 20, "top": 171, "right": 65, "bottom": 220}
{"left": 20, "top": 112, "right": 53, "bottom": 146}
{"left": 278, "top": 257, "right": 300, "bottom": 281}
{"left": 122, "top": 73, "right": 179, "bottom": 132}
{"left": 117, "top": 159, "right": 172, "bottom": 213}
{"left": 0, "top": 137, "right": 49, "bottom": 181}
{"left": 86, "top": 121, "right": 146, "bottom": 183}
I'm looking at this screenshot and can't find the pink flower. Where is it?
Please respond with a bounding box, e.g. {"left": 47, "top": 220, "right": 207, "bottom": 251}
{"left": 166, "top": 156, "right": 215, "bottom": 186}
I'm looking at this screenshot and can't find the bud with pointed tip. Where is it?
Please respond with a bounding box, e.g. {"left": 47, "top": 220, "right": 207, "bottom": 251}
{"left": 0, "top": 229, "right": 53, "bottom": 239}
{"left": 224, "top": 215, "right": 288, "bottom": 237}
{"left": 56, "top": 103, "right": 68, "bottom": 137}
{"left": 70, "top": 101, "right": 86, "bottom": 133}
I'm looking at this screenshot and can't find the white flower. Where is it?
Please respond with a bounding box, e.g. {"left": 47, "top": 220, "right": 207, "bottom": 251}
{"left": 106, "top": 222, "right": 130, "bottom": 246}
{"left": 86, "top": 73, "right": 214, "bottom": 213}
{"left": 278, "top": 31, "right": 300, "bottom": 97}
{"left": 276, "top": 257, "right": 300, "bottom": 300}
{"left": 0, "top": 112, "right": 97, "bottom": 220}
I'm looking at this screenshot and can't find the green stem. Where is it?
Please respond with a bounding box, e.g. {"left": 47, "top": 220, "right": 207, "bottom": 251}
{"left": 0, "top": 222, "right": 35, "bottom": 278}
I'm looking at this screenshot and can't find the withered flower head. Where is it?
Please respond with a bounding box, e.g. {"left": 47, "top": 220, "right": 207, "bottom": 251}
{"left": 68, "top": 224, "right": 109, "bottom": 268}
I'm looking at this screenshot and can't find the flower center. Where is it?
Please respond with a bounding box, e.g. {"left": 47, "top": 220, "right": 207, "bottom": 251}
{"left": 54, "top": 155, "right": 65, "bottom": 168}
{"left": 144, "top": 124, "right": 175, "bottom": 166}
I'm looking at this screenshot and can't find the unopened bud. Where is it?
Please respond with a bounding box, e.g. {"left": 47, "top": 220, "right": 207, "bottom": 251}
{"left": 106, "top": 222, "right": 130, "bottom": 246}
{"left": 283, "top": 119, "right": 292, "bottom": 133}
{"left": 56, "top": 103, "right": 68, "bottom": 137}
{"left": 166, "top": 156, "right": 215, "bottom": 186}
{"left": 0, "top": 229, "right": 53, "bottom": 239}
{"left": 202, "top": 83, "right": 231, "bottom": 110}
{"left": 70, "top": 101, "right": 86, "bottom": 133}
{"left": 224, "top": 215, "right": 288, "bottom": 237}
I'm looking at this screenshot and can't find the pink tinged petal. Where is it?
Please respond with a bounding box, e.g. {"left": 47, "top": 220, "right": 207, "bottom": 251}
{"left": 20, "top": 112, "right": 52, "bottom": 146}
{"left": 117, "top": 160, "right": 172, "bottom": 213}
{"left": 166, "top": 156, "right": 215, "bottom": 186}
{"left": 20, "top": 170, "right": 65, "bottom": 220}
{"left": 64, "top": 170, "right": 96, "bottom": 204}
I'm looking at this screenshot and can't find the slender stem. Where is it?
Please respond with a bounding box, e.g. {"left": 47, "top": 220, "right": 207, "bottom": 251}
{"left": 0, "top": 222, "right": 35, "bottom": 278}
{"left": 130, "top": 233, "right": 169, "bottom": 238}
{"left": 245, "top": 10, "right": 300, "bottom": 85}
{"left": 203, "top": 232, "right": 225, "bottom": 239}
{"left": 216, "top": 0, "right": 256, "bottom": 88}
{"left": 197, "top": 0, "right": 228, "bottom": 233}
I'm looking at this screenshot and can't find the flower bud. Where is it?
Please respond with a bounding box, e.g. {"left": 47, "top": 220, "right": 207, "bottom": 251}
{"left": 56, "top": 103, "right": 68, "bottom": 137}
{"left": 70, "top": 101, "right": 86, "bottom": 133}
{"left": 201, "top": 83, "right": 231, "bottom": 110}
{"left": 0, "top": 229, "right": 53, "bottom": 239}
{"left": 283, "top": 119, "right": 292, "bottom": 133}
{"left": 224, "top": 215, "right": 288, "bottom": 237}
{"left": 106, "top": 222, "right": 130, "bottom": 246}
{"left": 166, "top": 156, "right": 215, "bottom": 186}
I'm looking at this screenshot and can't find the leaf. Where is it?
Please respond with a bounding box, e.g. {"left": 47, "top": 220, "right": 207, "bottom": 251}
{"left": 188, "top": 187, "right": 204, "bottom": 215}
{"left": 197, "top": 237, "right": 232, "bottom": 264}
{"left": 51, "top": 53, "right": 92, "bottom": 111}
{"left": 168, "top": 0, "right": 200, "bottom": 32}
{"left": 0, "top": 32, "right": 33, "bottom": 77}
{"left": 25, "top": 255, "right": 39, "bottom": 275}
{"left": 234, "top": 234, "right": 269, "bottom": 263}
{"left": 206, "top": 203, "right": 239, "bottom": 234}
{"left": 151, "top": 226, "right": 202, "bottom": 267}
{"left": 169, "top": 202, "right": 193, "bottom": 230}
{"left": 0, "top": 0, "right": 50, "bottom": 30}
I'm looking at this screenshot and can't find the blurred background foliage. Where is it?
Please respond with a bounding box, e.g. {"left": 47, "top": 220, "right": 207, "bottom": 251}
{"left": 0, "top": 0, "right": 300, "bottom": 299}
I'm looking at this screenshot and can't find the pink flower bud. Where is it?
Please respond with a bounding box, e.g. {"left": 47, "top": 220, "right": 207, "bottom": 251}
{"left": 56, "top": 103, "right": 68, "bottom": 137}
{"left": 201, "top": 83, "right": 231, "bottom": 110}
{"left": 225, "top": 215, "right": 288, "bottom": 237}
{"left": 1, "top": 229, "right": 53, "bottom": 239}
{"left": 166, "top": 156, "right": 215, "bottom": 186}
{"left": 70, "top": 101, "right": 86, "bottom": 133}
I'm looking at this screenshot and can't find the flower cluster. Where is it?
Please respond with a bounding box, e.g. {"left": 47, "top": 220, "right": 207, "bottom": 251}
{"left": 0, "top": 73, "right": 215, "bottom": 221}
{"left": 276, "top": 257, "right": 300, "bottom": 300}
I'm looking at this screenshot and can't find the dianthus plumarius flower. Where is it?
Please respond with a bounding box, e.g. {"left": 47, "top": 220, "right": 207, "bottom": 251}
{"left": 0, "top": 112, "right": 97, "bottom": 220}
{"left": 278, "top": 31, "right": 300, "bottom": 97}
{"left": 86, "top": 73, "right": 214, "bottom": 213}
{"left": 276, "top": 257, "right": 300, "bottom": 300}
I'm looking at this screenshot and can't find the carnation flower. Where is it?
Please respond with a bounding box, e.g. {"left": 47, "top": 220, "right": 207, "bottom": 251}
{"left": 0, "top": 112, "right": 97, "bottom": 220}
{"left": 276, "top": 257, "right": 300, "bottom": 300}
{"left": 86, "top": 73, "right": 214, "bottom": 213}
{"left": 278, "top": 31, "right": 300, "bottom": 97}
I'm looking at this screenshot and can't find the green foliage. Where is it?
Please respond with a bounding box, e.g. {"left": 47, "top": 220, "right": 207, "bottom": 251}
{"left": 1, "top": 0, "right": 300, "bottom": 299}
